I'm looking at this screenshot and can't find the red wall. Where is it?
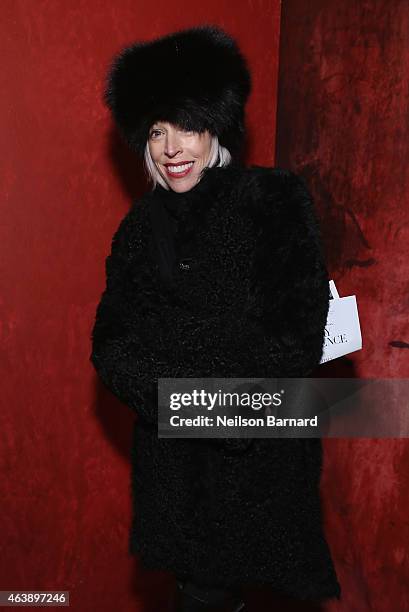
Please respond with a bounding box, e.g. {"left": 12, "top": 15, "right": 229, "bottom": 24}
{"left": 4, "top": 1, "right": 408, "bottom": 610}
{"left": 0, "top": 2, "right": 280, "bottom": 611}
{"left": 276, "top": 2, "right": 409, "bottom": 611}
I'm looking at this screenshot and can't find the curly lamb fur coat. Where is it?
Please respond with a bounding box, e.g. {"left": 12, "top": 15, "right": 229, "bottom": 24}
{"left": 90, "top": 162, "right": 341, "bottom": 602}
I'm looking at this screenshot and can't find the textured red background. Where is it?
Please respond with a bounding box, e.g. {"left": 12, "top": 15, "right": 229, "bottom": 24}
{"left": 2, "top": 1, "right": 408, "bottom": 611}
{"left": 277, "top": 2, "right": 409, "bottom": 611}
{"left": 0, "top": 2, "right": 280, "bottom": 612}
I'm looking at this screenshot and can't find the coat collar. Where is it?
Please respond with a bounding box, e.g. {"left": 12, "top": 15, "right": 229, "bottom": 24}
{"left": 153, "top": 162, "right": 244, "bottom": 221}
{"left": 147, "top": 162, "right": 244, "bottom": 291}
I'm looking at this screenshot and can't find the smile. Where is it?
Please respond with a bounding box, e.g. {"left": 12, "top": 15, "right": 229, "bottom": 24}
{"left": 164, "top": 161, "right": 194, "bottom": 178}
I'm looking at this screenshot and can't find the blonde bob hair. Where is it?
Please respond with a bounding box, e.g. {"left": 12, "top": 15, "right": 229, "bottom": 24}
{"left": 143, "top": 133, "right": 232, "bottom": 190}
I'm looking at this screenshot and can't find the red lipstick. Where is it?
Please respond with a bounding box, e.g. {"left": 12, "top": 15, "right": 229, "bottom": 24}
{"left": 164, "top": 161, "right": 195, "bottom": 178}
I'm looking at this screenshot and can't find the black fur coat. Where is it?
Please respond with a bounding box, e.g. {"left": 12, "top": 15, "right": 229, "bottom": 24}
{"left": 90, "top": 163, "right": 341, "bottom": 601}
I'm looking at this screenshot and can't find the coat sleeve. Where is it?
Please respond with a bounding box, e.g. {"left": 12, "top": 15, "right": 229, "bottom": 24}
{"left": 89, "top": 204, "right": 161, "bottom": 425}
{"left": 244, "top": 167, "right": 331, "bottom": 378}
{"left": 89, "top": 200, "right": 238, "bottom": 428}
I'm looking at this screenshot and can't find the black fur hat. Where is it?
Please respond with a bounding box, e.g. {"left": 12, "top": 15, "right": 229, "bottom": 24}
{"left": 104, "top": 24, "right": 251, "bottom": 158}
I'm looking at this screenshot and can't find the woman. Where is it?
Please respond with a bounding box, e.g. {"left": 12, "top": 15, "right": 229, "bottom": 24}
{"left": 90, "top": 25, "right": 341, "bottom": 611}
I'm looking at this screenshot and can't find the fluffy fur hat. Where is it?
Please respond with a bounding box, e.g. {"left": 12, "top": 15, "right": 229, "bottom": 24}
{"left": 104, "top": 24, "right": 251, "bottom": 158}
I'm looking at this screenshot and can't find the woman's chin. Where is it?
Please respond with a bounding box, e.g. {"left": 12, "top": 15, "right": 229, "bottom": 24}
{"left": 165, "top": 174, "right": 200, "bottom": 193}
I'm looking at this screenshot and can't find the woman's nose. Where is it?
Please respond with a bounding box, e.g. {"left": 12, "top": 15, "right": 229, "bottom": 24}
{"left": 164, "top": 132, "right": 182, "bottom": 156}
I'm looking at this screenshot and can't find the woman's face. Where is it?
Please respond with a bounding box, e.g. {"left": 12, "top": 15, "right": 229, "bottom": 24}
{"left": 148, "top": 121, "right": 213, "bottom": 193}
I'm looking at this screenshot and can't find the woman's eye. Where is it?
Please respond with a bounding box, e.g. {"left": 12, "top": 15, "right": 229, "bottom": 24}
{"left": 150, "top": 130, "right": 162, "bottom": 138}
